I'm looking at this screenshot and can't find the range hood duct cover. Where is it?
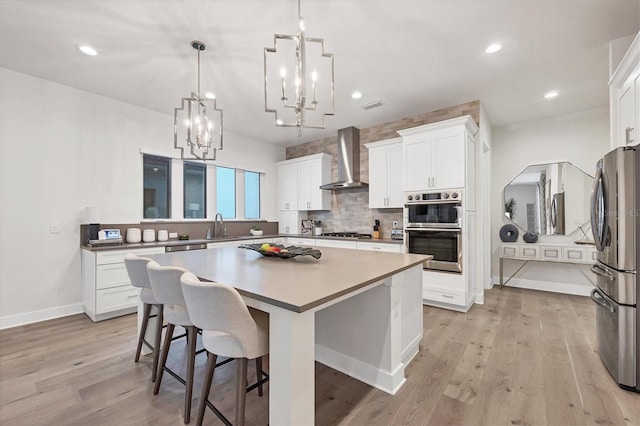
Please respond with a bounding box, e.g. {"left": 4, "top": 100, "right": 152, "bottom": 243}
{"left": 320, "top": 126, "right": 369, "bottom": 190}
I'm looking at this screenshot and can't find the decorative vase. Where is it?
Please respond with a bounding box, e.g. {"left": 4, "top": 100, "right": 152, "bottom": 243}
{"left": 499, "top": 224, "right": 519, "bottom": 242}
{"left": 523, "top": 231, "right": 538, "bottom": 243}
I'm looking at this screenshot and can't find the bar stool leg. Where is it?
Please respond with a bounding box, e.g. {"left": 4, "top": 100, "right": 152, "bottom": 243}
{"left": 184, "top": 326, "right": 198, "bottom": 424}
{"left": 235, "top": 358, "right": 248, "bottom": 426}
{"left": 135, "top": 303, "right": 152, "bottom": 362}
{"left": 154, "top": 323, "right": 175, "bottom": 395}
{"left": 196, "top": 352, "right": 218, "bottom": 426}
{"left": 255, "top": 357, "right": 263, "bottom": 397}
{"left": 151, "top": 305, "right": 163, "bottom": 382}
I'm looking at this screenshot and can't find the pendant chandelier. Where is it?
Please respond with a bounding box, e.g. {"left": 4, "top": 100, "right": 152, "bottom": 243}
{"left": 174, "top": 40, "right": 223, "bottom": 161}
{"left": 264, "top": 0, "right": 334, "bottom": 136}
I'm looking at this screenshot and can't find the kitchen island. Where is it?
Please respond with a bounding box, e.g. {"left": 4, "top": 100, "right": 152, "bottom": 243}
{"left": 147, "top": 245, "right": 429, "bottom": 425}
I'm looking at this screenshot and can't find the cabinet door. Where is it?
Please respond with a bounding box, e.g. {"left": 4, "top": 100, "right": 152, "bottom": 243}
{"left": 404, "top": 138, "right": 431, "bottom": 191}
{"left": 368, "top": 146, "right": 388, "bottom": 208}
{"left": 432, "top": 129, "right": 465, "bottom": 190}
{"left": 296, "top": 160, "right": 312, "bottom": 210}
{"left": 278, "top": 163, "right": 298, "bottom": 211}
{"left": 619, "top": 84, "right": 636, "bottom": 147}
{"left": 278, "top": 211, "right": 301, "bottom": 234}
{"left": 307, "top": 158, "right": 329, "bottom": 210}
{"left": 386, "top": 143, "right": 404, "bottom": 207}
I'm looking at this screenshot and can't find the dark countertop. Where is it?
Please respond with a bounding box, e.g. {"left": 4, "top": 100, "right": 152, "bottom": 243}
{"left": 81, "top": 233, "right": 403, "bottom": 251}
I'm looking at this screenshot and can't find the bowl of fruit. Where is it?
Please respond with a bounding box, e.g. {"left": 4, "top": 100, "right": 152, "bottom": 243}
{"left": 239, "top": 243, "right": 322, "bottom": 260}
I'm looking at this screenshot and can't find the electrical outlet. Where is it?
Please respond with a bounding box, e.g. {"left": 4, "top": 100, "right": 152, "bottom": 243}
{"left": 169, "top": 232, "right": 178, "bottom": 238}
{"left": 50, "top": 222, "right": 60, "bottom": 234}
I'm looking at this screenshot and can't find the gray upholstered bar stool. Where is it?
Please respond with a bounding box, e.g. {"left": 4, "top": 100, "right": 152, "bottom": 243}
{"left": 181, "top": 271, "right": 269, "bottom": 426}
{"left": 147, "top": 261, "right": 200, "bottom": 424}
{"left": 124, "top": 254, "right": 163, "bottom": 382}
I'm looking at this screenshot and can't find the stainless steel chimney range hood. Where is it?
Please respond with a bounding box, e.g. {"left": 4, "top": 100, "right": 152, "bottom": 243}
{"left": 319, "top": 126, "right": 369, "bottom": 190}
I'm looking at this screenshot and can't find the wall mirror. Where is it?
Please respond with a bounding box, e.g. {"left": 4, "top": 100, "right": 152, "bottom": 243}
{"left": 503, "top": 161, "right": 593, "bottom": 236}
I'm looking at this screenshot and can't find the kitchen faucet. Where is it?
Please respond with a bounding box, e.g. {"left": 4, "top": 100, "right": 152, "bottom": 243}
{"left": 214, "top": 213, "right": 224, "bottom": 238}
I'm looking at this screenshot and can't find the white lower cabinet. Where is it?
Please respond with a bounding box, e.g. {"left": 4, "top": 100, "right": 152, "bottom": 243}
{"left": 421, "top": 269, "right": 471, "bottom": 313}
{"left": 82, "top": 247, "right": 164, "bottom": 322}
{"left": 253, "top": 237, "right": 286, "bottom": 245}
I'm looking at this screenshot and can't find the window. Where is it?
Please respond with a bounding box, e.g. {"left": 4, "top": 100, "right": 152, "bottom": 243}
{"left": 216, "top": 166, "right": 236, "bottom": 219}
{"left": 244, "top": 170, "right": 260, "bottom": 219}
{"left": 184, "top": 162, "right": 206, "bottom": 218}
{"left": 143, "top": 155, "right": 171, "bottom": 218}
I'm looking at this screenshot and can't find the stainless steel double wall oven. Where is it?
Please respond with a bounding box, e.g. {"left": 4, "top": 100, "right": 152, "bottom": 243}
{"left": 590, "top": 145, "right": 639, "bottom": 393}
{"left": 404, "top": 190, "right": 463, "bottom": 273}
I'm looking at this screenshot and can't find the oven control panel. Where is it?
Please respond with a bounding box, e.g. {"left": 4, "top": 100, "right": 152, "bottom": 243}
{"left": 405, "top": 190, "right": 461, "bottom": 203}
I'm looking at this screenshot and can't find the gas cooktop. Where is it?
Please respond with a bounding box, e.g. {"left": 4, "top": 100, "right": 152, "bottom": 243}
{"left": 321, "top": 232, "right": 372, "bottom": 239}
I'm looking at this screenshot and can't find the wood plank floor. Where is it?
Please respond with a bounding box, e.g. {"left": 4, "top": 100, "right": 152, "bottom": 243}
{"left": 1, "top": 287, "right": 638, "bottom": 425}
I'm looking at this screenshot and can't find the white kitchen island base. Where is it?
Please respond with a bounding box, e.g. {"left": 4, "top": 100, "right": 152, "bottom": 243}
{"left": 145, "top": 246, "right": 427, "bottom": 425}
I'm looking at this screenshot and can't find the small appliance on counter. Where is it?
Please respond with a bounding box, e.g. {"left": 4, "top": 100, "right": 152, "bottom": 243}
{"left": 391, "top": 221, "right": 403, "bottom": 240}
{"left": 88, "top": 228, "right": 123, "bottom": 247}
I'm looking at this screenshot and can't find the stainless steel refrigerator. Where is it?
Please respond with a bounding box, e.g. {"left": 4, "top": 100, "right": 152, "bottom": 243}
{"left": 590, "top": 145, "right": 639, "bottom": 392}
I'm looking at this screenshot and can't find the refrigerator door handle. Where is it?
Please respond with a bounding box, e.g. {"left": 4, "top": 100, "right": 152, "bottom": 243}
{"left": 590, "top": 263, "right": 613, "bottom": 279}
{"left": 590, "top": 165, "right": 606, "bottom": 252}
{"left": 590, "top": 288, "right": 615, "bottom": 313}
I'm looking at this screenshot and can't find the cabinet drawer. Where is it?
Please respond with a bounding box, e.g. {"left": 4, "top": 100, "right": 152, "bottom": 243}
{"left": 501, "top": 245, "right": 518, "bottom": 258}
{"left": 253, "top": 237, "right": 285, "bottom": 245}
{"left": 315, "top": 239, "right": 357, "bottom": 249}
{"left": 422, "top": 286, "right": 465, "bottom": 306}
{"left": 286, "top": 238, "right": 316, "bottom": 246}
{"left": 357, "top": 242, "right": 402, "bottom": 253}
{"left": 96, "top": 247, "right": 164, "bottom": 265}
{"left": 518, "top": 246, "right": 540, "bottom": 259}
{"left": 540, "top": 246, "right": 562, "bottom": 261}
{"left": 563, "top": 247, "right": 587, "bottom": 263}
{"left": 96, "top": 286, "right": 139, "bottom": 314}
{"left": 97, "top": 264, "right": 131, "bottom": 290}
{"left": 586, "top": 247, "right": 597, "bottom": 262}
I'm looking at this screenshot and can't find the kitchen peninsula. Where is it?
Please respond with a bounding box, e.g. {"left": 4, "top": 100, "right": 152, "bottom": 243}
{"left": 147, "top": 245, "right": 429, "bottom": 425}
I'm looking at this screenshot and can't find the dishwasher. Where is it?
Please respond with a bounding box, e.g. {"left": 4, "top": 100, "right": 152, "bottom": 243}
{"left": 165, "top": 243, "right": 207, "bottom": 253}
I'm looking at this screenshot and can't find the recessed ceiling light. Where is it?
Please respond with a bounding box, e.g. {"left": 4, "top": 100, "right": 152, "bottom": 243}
{"left": 485, "top": 43, "right": 502, "bottom": 54}
{"left": 204, "top": 92, "right": 216, "bottom": 99}
{"left": 544, "top": 90, "right": 559, "bottom": 99}
{"left": 76, "top": 44, "right": 97, "bottom": 56}
{"left": 351, "top": 91, "right": 363, "bottom": 99}
{"left": 276, "top": 119, "right": 283, "bottom": 126}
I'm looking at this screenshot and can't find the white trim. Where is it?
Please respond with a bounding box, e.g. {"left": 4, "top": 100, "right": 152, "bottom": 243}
{"left": 0, "top": 303, "right": 84, "bottom": 330}
{"left": 315, "top": 344, "right": 406, "bottom": 395}
{"left": 140, "top": 146, "right": 180, "bottom": 159}
{"left": 491, "top": 276, "right": 591, "bottom": 297}
{"left": 475, "top": 292, "right": 485, "bottom": 304}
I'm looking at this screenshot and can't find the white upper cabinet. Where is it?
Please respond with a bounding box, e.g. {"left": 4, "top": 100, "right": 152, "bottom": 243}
{"left": 399, "top": 116, "right": 478, "bottom": 193}
{"left": 277, "top": 153, "right": 331, "bottom": 212}
{"left": 365, "top": 137, "right": 404, "bottom": 208}
{"left": 610, "top": 32, "right": 640, "bottom": 148}
{"left": 277, "top": 162, "right": 298, "bottom": 211}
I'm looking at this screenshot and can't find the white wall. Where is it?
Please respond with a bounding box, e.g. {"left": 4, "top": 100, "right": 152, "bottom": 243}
{"left": 491, "top": 107, "right": 610, "bottom": 294}
{"left": 0, "top": 68, "right": 284, "bottom": 327}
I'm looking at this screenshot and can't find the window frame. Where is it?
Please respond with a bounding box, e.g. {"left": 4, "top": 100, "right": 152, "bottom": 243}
{"left": 142, "top": 154, "right": 172, "bottom": 219}
{"left": 183, "top": 161, "right": 207, "bottom": 219}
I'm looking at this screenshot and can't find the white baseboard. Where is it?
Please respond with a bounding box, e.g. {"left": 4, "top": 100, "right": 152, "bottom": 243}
{"left": 475, "top": 292, "right": 485, "bottom": 304}
{"left": 491, "top": 276, "right": 591, "bottom": 296}
{"left": 402, "top": 334, "right": 422, "bottom": 365}
{"left": 315, "top": 343, "right": 406, "bottom": 395}
{"left": 0, "top": 303, "right": 84, "bottom": 330}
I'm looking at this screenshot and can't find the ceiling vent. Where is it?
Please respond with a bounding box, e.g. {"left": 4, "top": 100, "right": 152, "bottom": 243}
{"left": 361, "top": 100, "right": 383, "bottom": 110}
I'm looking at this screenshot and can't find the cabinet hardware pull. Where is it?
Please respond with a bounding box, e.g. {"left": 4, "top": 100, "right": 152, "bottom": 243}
{"left": 442, "top": 294, "right": 454, "bottom": 299}
{"left": 626, "top": 127, "right": 635, "bottom": 144}
{"left": 127, "top": 294, "right": 138, "bottom": 299}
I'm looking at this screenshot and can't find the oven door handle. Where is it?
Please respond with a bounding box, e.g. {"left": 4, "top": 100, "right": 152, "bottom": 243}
{"left": 590, "top": 288, "right": 615, "bottom": 313}
{"left": 405, "top": 227, "right": 462, "bottom": 233}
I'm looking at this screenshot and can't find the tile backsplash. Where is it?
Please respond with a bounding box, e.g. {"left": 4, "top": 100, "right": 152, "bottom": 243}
{"left": 307, "top": 188, "right": 403, "bottom": 238}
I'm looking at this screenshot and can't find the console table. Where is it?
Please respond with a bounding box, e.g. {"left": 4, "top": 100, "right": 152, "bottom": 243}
{"left": 499, "top": 243, "right": 597, "bottom": 288}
